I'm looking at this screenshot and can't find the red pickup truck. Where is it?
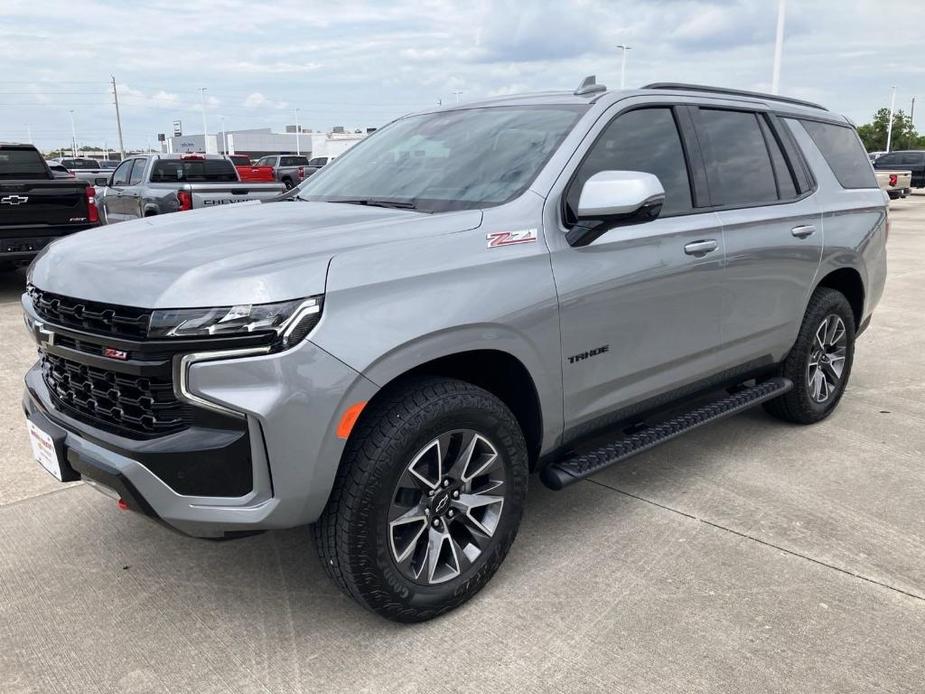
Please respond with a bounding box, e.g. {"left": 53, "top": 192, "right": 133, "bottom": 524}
{"left": 227, "top": 155, "right": 275, "bottom": 183}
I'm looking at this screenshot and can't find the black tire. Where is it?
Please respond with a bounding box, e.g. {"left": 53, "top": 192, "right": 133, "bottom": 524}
{"left": 282, "top": 177, "right": 294, "bottom": 190}
{"left": 314, "top": 377, "right": 528, "bottom": 622}
{"left": 888, "top": 191, "right": 900, "bottom": 200}
{"left": 764, "top": 287, "right": 856, "bottom": 424}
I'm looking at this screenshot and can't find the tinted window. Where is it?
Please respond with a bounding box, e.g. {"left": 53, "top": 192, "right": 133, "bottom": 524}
{"left": 309, "top": 157, "right": 327, "bottom": 166}
{"left": 566, "top": 107, "right": 693, "bottom": 219}
{"left": 111, "top": 160, "right": 133, "bottom": 186}
{"left": 150, "top": 158, "right": 238, "bottom": 183}
{"left": 874, "top": 153, "right": 901, "bottom": 167}
{"left": 900, "top": 152, "right": 925, "bottom": 166}
{"left": 698, "top": 109, "right": 778, "bottom": 206}
{"left": 229, "top": 155, "right": 250, "bottom": 166}
{"left": 281, "top": 156, "right": 309, "bottom": 166}
{"left": 0, "top": 147, "right": 49, "bottom": 179}
{"left": 800, "top": 120, "right": 877, "bottom": 189}
{"left": 256, "top": 157, "right": 273, "bottom": 166}
{"left": 128, "top": 159, "right": 146, "bottom": 185}
{"left": 758, "top": 118, "right": 798, "bottom": 199}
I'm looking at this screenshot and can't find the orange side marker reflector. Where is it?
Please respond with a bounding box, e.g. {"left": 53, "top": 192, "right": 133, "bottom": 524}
{"left": 336, "top": 401, "right": 367, "bottom": 439}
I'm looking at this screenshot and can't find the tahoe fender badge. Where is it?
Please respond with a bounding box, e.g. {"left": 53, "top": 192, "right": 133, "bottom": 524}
{"left": 486, "top": 228, "right": 537, "bottom": 248}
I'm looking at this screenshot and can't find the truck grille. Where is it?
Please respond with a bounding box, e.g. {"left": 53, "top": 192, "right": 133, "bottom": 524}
{"left": 29, "top": 287, "right": 151, "bottom": 339}
{"left": 41, "top": 352, "right": 191, "bottom": 438}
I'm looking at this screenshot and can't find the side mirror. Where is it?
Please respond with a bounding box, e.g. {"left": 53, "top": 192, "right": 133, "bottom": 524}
{"left": 95, "top": 176, "right": 110, "bottom": 187}
{"left": 566, "top": 171, "right": 666, "bottom": 247}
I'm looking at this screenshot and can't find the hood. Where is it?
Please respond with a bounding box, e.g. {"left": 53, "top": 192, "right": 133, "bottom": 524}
{"left": 29, "top": 201, "right": 482, "bottom": 308}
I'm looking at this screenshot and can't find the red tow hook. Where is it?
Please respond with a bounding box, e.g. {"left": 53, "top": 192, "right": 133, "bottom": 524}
{"left": 117, "top": 498, "right": 129, "bottom": 511}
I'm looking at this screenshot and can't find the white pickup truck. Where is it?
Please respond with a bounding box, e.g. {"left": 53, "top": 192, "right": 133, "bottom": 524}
{"left": 95, "top": 154, "right": 285, "bottom": 224}
{"left": 874, "top": 168, "right": 912, "bottom": 200}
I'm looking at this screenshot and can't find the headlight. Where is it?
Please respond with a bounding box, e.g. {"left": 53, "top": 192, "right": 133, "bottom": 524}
{"left": 148, "top": 296, "right": 322, "bottom": 349}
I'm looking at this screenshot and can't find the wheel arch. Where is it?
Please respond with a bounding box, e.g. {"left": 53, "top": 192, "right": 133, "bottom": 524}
{"left": 353, "top": 347, "right": 548, "bottom": 470}
{"left": 814, "top": 267, "right": 864, "bottom": 329}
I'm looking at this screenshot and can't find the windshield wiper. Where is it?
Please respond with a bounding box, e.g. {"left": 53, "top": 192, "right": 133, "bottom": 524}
{"left": 330, "top": 198, "right": 418, "bottom": 210}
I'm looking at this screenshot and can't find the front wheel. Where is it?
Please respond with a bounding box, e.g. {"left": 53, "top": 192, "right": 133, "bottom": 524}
{"left": 314, "top": 377, "right": 528, "bottom": 622}
{"left": 764, "top": 287, "right": 856, "bottom": 424}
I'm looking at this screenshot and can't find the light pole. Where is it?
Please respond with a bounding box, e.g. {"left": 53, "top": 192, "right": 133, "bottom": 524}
{"left": 453, "top": 90, "right": 463, "bottom": 104}
{"left": 199, "top": 87, "right": 209, "bottom": 152}
{"left": 220, "top": 115, "right": 227, "bottom": 154}
{"left": 68, "top": 110, "right": 78, "bottom": 158}
{"left": 886, "top": 86, "right": 897, "bottom": 153}
{"left": 295, "top": 108, "right": 302, "bottom": 155}
{"left": 771, "top": 0, "right": 787, "bottom": 94}
{"left": 617, "top": 45, "right": 631, "bottom": 89}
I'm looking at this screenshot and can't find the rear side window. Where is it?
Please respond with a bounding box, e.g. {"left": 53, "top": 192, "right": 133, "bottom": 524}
{"left": 567, "top": 107, "right": 693, "bottom": 219}
{"left": 281, "top": 156, "right": 308, "bottom": 166}
{"left": 0, "top": 147, "right": 49, "bottom": 179}
{"left": 150, "top": 159, "right": 238, "bottom": 183}
{"left": 800, "top": 120, "right": 877, "bottom": 189}
{"left": 697, "top": 109, "right": 779, "bottom": 207}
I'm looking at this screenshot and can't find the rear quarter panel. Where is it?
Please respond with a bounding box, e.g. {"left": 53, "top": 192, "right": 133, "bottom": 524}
{"left": 786, "top": 119, "right": 887, "bottom": 324}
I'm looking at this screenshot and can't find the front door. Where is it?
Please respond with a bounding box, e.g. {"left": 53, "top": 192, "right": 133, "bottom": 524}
{"left": 546, "top": 105, "right": 728, "bottom": 436}
{"left": 101, "top": 159, "right": 133, "bottom": 222}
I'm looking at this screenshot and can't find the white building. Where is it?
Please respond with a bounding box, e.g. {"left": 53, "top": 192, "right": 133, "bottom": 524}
{"left": 165, "top": 127, "right": 369, "bottom": 159}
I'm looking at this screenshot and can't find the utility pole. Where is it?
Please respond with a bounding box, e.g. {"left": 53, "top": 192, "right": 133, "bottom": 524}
{"left": 453, "top": 90, "right": 463, "bottom": 104}
{"left": 68, "top": 110, "right": 78, "bottom": 158}
{"left": 220, "top": 115, "right": 227, "bottom": 154}
{"left": 617, "top": 45, "right": 631, "bottom": 89}
{"left": 911, "top": 97, "right": 917, "bottom": 129}
{"left": 111, "top": 76, "right": 126, "bottom": 159}
{"left": 199, "top": 87, "right": 209, "bottom": 152}
{"left": 295, "top": 108, "right": 302, "bottom": 155}
{"left": 771, "top": 0, "right": 787, "bottom": 94}
{"left": 886, "top": 86, "right": 897, "bottom": 153}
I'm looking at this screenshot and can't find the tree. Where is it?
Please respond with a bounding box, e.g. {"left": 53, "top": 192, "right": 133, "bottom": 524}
{"left": 857, "top": 108, "right": 925, "bottom": 152}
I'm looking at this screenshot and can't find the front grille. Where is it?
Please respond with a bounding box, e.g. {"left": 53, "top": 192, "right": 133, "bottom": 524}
{"left": 30, "top": 287, "right": 151, "bottom": 339}
{"left": 41, "top": 352, "right": 191, "bottom": 438}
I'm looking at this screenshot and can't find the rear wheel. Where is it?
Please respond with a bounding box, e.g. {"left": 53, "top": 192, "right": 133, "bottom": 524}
{"left": 764, "top": 287, "right": 856, "bottom": 424}
{"left": 282, "top": 177, "right": 294, "bottom": 190}
{"left": 314, "top": 377, "right": 528, "bottom": 622}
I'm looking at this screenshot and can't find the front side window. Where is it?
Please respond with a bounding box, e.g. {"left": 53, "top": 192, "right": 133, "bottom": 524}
{"left": 566, "top": 107, "right": 693, "bottom": 221}
{"left": 800, "top": 120, "right": 877, "bottom": 189}
{"left": 111, "top": 160, "right": 132, "bottom": 186}
{"left": 297, "top": 105, "right": 587, "bottom": 213}
{"left": 697, "top": 109, "right": 779, "bottom": 207}
{"left": 128, "top": 159, "right": 146, "bottom": 185}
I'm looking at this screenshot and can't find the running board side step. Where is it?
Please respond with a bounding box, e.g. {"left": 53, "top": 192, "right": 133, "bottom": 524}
{"left": 541, "top": 377, "right": 793, "bottom": 491}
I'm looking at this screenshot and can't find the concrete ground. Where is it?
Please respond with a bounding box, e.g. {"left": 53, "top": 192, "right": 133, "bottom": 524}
{"left": 1, "top": 198, "right": 923, "bottom": 694}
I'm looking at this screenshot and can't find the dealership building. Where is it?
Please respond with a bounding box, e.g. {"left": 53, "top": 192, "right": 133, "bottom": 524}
{"left": 163, "top": 127, "right": 371, "bottom": 160}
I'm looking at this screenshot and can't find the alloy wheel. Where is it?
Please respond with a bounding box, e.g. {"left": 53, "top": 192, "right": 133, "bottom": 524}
{"left": 806, "top": 314, "right": 848, "bottom": 403}
{"left": 388, "top": 430, "right": 506, "bottom": 585}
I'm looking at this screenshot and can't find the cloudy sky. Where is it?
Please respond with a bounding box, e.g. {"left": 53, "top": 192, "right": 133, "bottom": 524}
{"left": 1, "top": 0, "right": 921, "bottom": 151}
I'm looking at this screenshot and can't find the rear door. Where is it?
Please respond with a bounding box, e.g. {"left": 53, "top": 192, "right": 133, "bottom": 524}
{"left": 547, "top": 103, "right": 728, "bottom": 434}
{"left": 691, "top": 106, "right": 822, "bottom": 367}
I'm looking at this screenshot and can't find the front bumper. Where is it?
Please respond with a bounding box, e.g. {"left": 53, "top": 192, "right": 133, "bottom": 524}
{"left": 22, "top": 298, "right": 377, "bottom": 538}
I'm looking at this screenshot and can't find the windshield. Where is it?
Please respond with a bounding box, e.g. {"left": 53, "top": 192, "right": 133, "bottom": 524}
{"left": 296, "top": 105, "right": 586, "bottom": 212}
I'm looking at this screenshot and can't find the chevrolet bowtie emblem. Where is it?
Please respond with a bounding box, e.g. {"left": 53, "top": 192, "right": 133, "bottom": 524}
{"left": 1, "top": 195, "right": 29, "bottom": 206}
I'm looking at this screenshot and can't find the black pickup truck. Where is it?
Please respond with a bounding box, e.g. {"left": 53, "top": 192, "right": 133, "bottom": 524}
{"left": 0, "top": 143, "right": 100, "bottom": 270}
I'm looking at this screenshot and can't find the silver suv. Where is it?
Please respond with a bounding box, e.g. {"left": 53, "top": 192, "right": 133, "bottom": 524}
{"left": 22, "top": 79, "right": 888, "bottom": 622}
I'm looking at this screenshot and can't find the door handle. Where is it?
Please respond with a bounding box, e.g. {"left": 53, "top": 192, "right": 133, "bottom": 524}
{"left": 683, "top": 239, "right": 719, "bottom": 256}
{"left": 791, "top": 224, "right": 816, "bottom": 239}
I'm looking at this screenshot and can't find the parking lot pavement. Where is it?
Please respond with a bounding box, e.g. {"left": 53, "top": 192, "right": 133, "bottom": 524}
{"left": 1, "top": 199, "right": 923, "bottom": 694}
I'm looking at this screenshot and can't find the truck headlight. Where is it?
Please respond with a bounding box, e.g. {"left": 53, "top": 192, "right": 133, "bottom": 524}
{"left": 148, "top": 296, "right": 322, "bottom": 349}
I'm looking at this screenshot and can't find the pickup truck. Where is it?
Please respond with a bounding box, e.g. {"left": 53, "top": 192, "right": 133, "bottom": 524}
{"left": 305, "top": 155, "right": 335, "bottom": 177}
{"left": 95, "top": 154, "right": 285, "bottom": 224}
{"left": 227, "top": 155, "right": 275, "bottom": 183}
{"left": 0, "top": 143, "right": 99, "bottom": 269}
{"left": 874, "top": 169, "right": 912, "bottom": 199}
{"left": 55, "top": 157, "right": 110, "bottom": 184}
{"left": 873, "top": 150, "right": 925, "bottom": 189}
{"left": 254, "top": 154, "right": 310, "bottom": 189}
{"left": 22, "top": 81, "right": 887, "bottom": 622}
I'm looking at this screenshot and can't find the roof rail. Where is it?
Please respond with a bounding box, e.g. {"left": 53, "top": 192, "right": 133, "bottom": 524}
{"left": 642, "top": 83, "right": 827, "bottom": 111}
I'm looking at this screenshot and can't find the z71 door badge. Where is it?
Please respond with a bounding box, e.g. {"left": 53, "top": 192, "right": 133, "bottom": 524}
{"left": 486, "top": 228, "right": 537, "bottom": 248}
